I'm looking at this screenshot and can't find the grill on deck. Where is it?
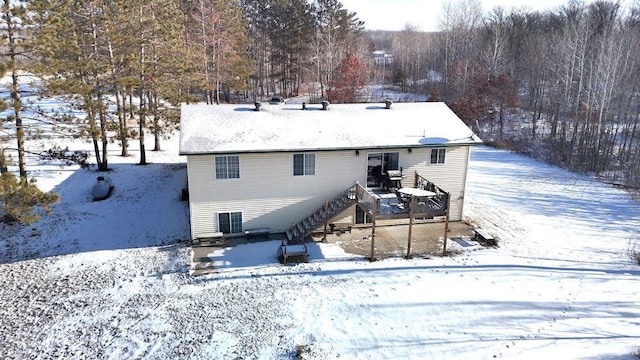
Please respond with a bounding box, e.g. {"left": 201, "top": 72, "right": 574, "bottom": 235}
{"left": 380, "top": 170, "right": 403, "bottom": 191}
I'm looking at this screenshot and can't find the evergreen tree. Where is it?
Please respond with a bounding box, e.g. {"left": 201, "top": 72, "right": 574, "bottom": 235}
{"left": 266, "top": 0, "right": 315, "bottom": 97}
{"left": 1, "top": 0, "right": 29, "bottom": 182}
{"left": 144, "top": 0, "right": 193, "bottom": 151}
{"left": 242, "top": 0, "right": 315, "bottom": 97}
{"left": 0, "top": 171, "right": 58, "bottom": 224}
{"left": 31, "top": 0, "right": 112, "bottom": 171}
{"left": 311, "top": 0, "right": 364, "bottom": 99}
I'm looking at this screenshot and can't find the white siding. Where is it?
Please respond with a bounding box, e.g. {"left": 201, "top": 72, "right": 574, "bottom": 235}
{"left": 188, "top": 150, "right": 366, "bottom": 238}
{"left": 399, "top": 146, "right": 470, "bottom": 221}
{"left": 187, "top": 146, "right": 471, "bottom": 239}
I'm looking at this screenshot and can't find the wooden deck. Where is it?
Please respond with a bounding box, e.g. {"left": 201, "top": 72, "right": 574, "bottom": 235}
{"left": 316, "top": 221, "right": 475, "bottom": 259}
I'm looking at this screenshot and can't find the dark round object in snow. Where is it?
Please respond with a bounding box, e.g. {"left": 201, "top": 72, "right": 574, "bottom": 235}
{"left": 92, "top": 175, "right": 114, "bottom": 201}
{"left": 269, "top": 96, "right": 284, "bottom": 104}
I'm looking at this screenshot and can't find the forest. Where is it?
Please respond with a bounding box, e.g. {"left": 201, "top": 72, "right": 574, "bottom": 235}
{"left": 369, "top": 0, "right": 640, "bottom": 190}
{"left": 1, "top": 0, "right": 639, "bottom": 219}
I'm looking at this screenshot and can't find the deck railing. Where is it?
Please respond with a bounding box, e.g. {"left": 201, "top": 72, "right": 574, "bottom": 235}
{"left": 287, "top": 176, "right": 449, "bottom": 243}
{"left": 414, "top": 172, "right": 449, "bottom": 215}
{"left": 287, "top": 183, "right": 359, "bottom": 243}
{"left": 354, "top": 181, "right": 377, "bottom": 213}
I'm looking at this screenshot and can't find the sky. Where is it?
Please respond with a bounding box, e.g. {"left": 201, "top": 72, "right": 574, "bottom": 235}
{"left": 339, "top": 0, "right": 593, "bottom": 31}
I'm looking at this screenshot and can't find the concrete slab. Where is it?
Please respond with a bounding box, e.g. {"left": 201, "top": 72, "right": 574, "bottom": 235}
{"left": 189, "top": 222, "right": 474, "bottom": 275}
{"left": 190, "top": 233, "right": 286, "bottom": 275}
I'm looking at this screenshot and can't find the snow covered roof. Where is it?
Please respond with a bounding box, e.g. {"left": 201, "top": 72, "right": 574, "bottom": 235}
{"left": 179, "top": 102, "right": 482, "bottom": 155}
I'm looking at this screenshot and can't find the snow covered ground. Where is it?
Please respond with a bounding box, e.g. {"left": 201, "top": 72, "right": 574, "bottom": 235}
{"left": 1, "top": 133, "right": 639, "bottom": 359}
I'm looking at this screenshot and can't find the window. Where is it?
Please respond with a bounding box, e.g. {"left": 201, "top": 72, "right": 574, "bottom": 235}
{"left": 383, "top": 152, "right": 399, "bottom": 170}
{"left": 218, "top": 212, "right": 242, "bottom": 234}
{"left": 430, "top": 148, "right": 446, "bottom": 164}
{"left": 215, "top": 155, "right": 240, "bottom": 179}
{"left": 293, "top": 153, "right": 315, "bottom": 176}
{"left": 367, "top": 152, "right": 399, "bottom": 187}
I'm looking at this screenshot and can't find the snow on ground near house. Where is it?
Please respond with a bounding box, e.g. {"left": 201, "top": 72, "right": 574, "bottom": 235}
{"left": 207, "top": 240, "right": 365, "bottom": 270}
{"left": 1, "top": 134, "right": 639, "bottom": 359}
{"left": 0, "top": 136, "right": 190, "bottom": 262}
{"left": 363, "top": 85, "right": 430, "bottom": 103}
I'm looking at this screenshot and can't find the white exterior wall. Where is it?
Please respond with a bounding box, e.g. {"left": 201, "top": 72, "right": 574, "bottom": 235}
{"left": 187, "top": 146, "right": 471, "bottom": 239}
{"left": 397, "top": 146, "right": 470, "bottom": 221}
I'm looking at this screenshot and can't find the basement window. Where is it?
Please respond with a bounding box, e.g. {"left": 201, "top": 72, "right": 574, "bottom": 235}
{"left": 218, "top": 211, "right": 242, "bottom": 234}
{"left": 430, "top": 148, "right": 446, "bottom": 164}
{"left": 293, "top": 153, "right": 315, "bottom": 176}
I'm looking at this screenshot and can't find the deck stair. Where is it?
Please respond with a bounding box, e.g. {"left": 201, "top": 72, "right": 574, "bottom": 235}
{"left": 286, "top": 184, "right": 358, "bottom": 243}
{"left": 285, "top": 175, "right": 448, "bottom": 243}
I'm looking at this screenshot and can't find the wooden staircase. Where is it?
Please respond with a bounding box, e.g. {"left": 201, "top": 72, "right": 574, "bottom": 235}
{"left": 284, "top": 175, "right": 449, "bottom": 244}
{"left": 286, "top": 184, "right": 358, "bottom": 244}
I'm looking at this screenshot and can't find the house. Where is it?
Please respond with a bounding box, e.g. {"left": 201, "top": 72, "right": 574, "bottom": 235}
{"left": 372, "top": 50, "right": 393, "bottom": 66}
{"left": 179, "top": 101, "right": 482, "bottom": 242}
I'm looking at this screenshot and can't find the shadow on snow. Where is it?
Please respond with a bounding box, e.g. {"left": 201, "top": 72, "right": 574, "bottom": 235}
{"left": 0, "top": 162, "right": 190, "bottom": 264}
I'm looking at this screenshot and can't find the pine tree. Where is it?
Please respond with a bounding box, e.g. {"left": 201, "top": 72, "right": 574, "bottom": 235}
{"left": 1, "top": 0, "right": 29, "bottom": 182}
{"left": 242, "top": 0, "right": 316, "bottom": 98}
{"left": 266, "top": 0, "right": 315, "bottom": 97}
{"left": 312, "top": 0, "right": 364, "bottom": 99}
{"left": 31, "top": 0, "right": 112, "bottom": 171}
{"left": 0, "top": 171, "right": 58, "bottom": 224}
{"left": 144, "top": 0, "right": 193, "bottom": 151}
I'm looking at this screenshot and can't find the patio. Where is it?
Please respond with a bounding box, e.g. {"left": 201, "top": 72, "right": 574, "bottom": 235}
{"left": 314, "top": 221, "right": 476, "bottom": 259}
{"left": 190, "top": 221, "right": 477, "bottom": 275}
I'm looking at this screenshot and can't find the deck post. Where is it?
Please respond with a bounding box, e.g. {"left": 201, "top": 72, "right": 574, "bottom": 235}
{"left": 369, "top": 198, "right": 379, "bottom": 261}
{"left": 406, "top": 195, "right": 415, "bottom": 259}
{"left": 442, "top": 192, "right": 450, "bottom": 255}
{"left": 323, "top": 200, "right": 329, "bottom": 242}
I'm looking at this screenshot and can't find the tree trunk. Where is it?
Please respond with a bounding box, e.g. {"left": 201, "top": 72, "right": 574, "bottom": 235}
{"left": 0, "top": 147, "right": 7, "bottom": 174}
{"left": 121, "top": 91, "right": 129, "bottom": 156}
{"left": 4, "top": 1, "right": 27, "bottom": 182}
{"left": 99, "top": 105, "right": 108, "bottom": 171}
{"left": 152, "top": 92, "right": 161, "bottom": 152}
{"left": 138, "top": 5, "right": 147, "bottom": 165}
{"left": 11, "top": 70, "right": 26, "bottom": 182}
{"left": 106, "top": 32, "right": 128, "bottom": 157}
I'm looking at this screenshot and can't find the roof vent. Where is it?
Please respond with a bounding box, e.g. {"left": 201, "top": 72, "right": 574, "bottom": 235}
{"left": 385, "top": 100, "right": 393, "bottom": 109}
{"left": 254, "top": 102, "right": 262, "bottom": 111}
{"left": 321, "top": 100, "right": 330, "bottom": 110}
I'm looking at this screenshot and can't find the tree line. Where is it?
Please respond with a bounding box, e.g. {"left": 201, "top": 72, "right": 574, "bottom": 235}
{"left": 372, "top": 0, "right": 639, "bottom": 189}
{"left": 0, "top": 0, "right": 366, "bottom": 222}
{"left": 1, "top": 0, "right": 638, "bottom": 223}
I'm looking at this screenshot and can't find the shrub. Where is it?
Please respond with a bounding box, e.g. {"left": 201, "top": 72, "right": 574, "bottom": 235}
{"left": 40, "top": 146, "right": 90, "bottom": 168}
{"left": 0, "top": 172, "right": 59, "bottom": 224}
